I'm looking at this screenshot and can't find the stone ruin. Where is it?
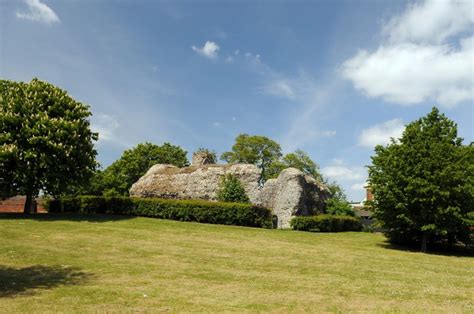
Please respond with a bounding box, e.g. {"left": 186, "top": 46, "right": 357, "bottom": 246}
{"left": 130, "top": 152, "right": 330, "bottom": 228}
{"left": 191, "top": 150, "right": 215, "bottom": 166}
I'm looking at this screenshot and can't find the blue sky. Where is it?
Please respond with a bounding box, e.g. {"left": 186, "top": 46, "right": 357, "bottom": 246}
{"left": 1, "top": 0, "right": 473, "bottom": 201}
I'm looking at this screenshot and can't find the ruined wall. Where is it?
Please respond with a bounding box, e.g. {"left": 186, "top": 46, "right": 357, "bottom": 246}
{"left": 130, "top": 163, "right": 330, "bottom": 228}
{"left": 130, "top": 163, "right": 261, "bottom": 202}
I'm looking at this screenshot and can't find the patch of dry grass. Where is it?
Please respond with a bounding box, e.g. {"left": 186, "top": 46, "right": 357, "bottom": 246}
{"left": 0, "top": 214, "right": 472, "bottom": 312}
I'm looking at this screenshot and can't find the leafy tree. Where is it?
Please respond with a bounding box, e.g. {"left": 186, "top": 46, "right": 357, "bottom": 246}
{"left": 266, "top": 160, "right": 287, "bottom": 179}
{"left": 368, "top": 107, "right": 473, "bottom": 251}
{"left": 93, "top": 142, "right": 189, "bottom": 196}
{"left": 266, "top": 150, "right": 323, "bottom": 181}
{"left": 283, "top": 149, "right": 323, "bottom": 181}
{"left": 325, "top": 181, "right": 347, "bottom": 202}
{"left": 0, "top": 78, "right": 98, "bottom": 212}
{"left": 221, "top": 134, "right": 282, "bottom": 183}
{"left": 325, "top": 198, "right": 356, "bottom": 217}
{"left": 323, "top": 181, "right": 356, "bottom": 216}
{"left": 216, "top": 174, "right": 250, "bottom": 203}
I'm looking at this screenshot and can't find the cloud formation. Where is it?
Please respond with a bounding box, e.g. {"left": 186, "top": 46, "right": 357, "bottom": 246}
{"left": 383, "top": 0, "right": 473, "bottom": 44}
{"left": 342, "top": 0, "right": 473, "bottom": 107}
{"left": 261, "top": 80, "right": 295, "bottom": 99}
{"left": 257, "top": 68, "right": 340, "bottom": 151}
{"left": 322, "top": 164, "right": 365, "bottom": 181}
{"left": 358, "top": 118, "right": 405, "bottom": 148}
{"left": 16, "top": 0, "right": 60, "bottom": 24}
{"left": 192, "top": 41, "right": 220, "bottom": 59}
{"left": 91, "top": 113, "right": 120, "bottom": 144}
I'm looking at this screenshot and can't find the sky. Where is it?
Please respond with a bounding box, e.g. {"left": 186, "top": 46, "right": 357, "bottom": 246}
{"left": 1, "top": 0, "right": 473, "bottom": 201}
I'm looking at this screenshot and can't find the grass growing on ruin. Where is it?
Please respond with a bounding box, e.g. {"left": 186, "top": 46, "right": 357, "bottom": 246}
{"left": 0, "top": 214, "right": 472, "bottom": 312}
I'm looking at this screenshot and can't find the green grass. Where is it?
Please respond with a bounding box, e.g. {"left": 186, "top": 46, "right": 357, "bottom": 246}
{"left": 0, "top": 214, "right": 472, "bottom": 313}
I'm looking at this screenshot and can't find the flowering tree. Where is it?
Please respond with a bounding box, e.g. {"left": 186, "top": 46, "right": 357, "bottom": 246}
{"left": 0, "top": 79, "right": 98, "bottom": 213}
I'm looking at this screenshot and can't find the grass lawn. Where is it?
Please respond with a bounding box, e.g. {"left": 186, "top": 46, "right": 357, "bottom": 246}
{"left": 0, "top": 214, "right": 472, "bottom": 312}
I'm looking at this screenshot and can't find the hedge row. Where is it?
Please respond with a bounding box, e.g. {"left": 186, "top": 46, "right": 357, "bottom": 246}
{"left": 290, "top": 214, "right": 362, "bottom": 232}
{"left": 46, "top": 196, "right": 272, "bottom": 228}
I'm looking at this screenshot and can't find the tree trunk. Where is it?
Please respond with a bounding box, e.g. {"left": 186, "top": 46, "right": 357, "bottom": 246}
{"left": 23, "top": 192, "right": 36, "bottom": 214}
{"left": 421, "top": 232, "right": 428, "bottom": 252}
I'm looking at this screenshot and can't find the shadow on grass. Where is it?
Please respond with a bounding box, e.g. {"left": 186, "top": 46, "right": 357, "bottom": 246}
{"left": 0, "top": 213, "right": 134, "bottom": 223}
{"left": 0, "top": 265, "right": 90, "bottom": 297}
{"left": 377, "top": 241, "right": 473, "bottom": 257}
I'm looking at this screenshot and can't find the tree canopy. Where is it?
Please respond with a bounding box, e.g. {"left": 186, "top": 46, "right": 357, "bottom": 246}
{"left": 282, "top": 150, "right": 323, "bottom": 181}
{"left": 88, "top": 142, "right": 189, "bottom": 196}
{"left": 368, "top": 107, "right": 473, "bottom": 251}
{"left": 221, "top": 134, "right": 282, "bottom": 183}
{"left": 0, "top": 78, "right": 98, "bottom": 212}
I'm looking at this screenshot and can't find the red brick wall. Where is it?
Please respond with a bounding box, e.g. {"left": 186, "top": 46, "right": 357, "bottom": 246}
{"left": 0, "top": 196, "right": 46, "bottom": 213}
{"left": 366, "top": 187, "right": 374, "bottom": 202}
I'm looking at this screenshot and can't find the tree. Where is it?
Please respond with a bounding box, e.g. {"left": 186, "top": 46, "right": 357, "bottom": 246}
{"left": 94, "top": 142, "right": 189, "bottom": 196}
{"left": 282, "top": 149, "right": 323, "bottom": 181}
{"left": 325, "top": 181, "right": 347, "bottom": 202}
{"left": 0, "top": 78, "right": 98, "bottom": 213}
{"left": 221, "top": 134, "right": 282, "bottom": 183}
{"left": 216, "top": 174, "right": 250, "bottom": 203}
{"left": 325, "top": 198, "right": 356, "bottom": 217}
{"left": 265, "top": 149, "right": 324, "bottom": 181}
{"left": 368, "top": 107, "right": 473, "bottom": 251}
{"left": 323, "top": 181, "right": 355, "bottom": 216}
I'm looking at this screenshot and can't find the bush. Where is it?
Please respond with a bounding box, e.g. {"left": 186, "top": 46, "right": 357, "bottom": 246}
{"left": 325, "top": 198, "right": 356, "bottom": 216}
{"left": 290, "top": 214, "right": 362, "bottom": 232}
{"left": 216, "top": 174, "right": 250, "bottom": 203}
{"left": 46, "top": 196, "right": 272, "bottom": 228}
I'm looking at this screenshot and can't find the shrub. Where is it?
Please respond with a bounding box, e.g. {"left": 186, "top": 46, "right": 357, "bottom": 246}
{"left": 290, "top": 214, "right": 362, "bottom": 232}
{"left": 216, "top": 174, "right": 250, "bottom": 203}
{"left": 46, "top": 196, "right": 272, "bottom": 228}
{"left": 325, "top": 198, "right": 356, "bottom": 216}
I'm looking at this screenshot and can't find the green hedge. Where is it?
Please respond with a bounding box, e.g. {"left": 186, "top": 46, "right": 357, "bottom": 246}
{"left": 290, "top": 214, "right": 362, "bottom": 232}
{"left": 46, "top": 196, "right": 272, "bottom": 228}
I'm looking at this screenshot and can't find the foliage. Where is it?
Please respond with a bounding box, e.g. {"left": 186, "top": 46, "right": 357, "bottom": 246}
{"left": 0, "top": 78, "right": 97, "bottom": 211}
{"left": 220, "top": 134, "right": 282, "bottom": 183}
{"left": 323, "top": 181, "right": 355, "bottom": 216}
{"left": 195, "top": 147, "right": 217, "bottom": 164}
{"left": 368, "top": 107, "right": 474, "bottom": 250}
{"left": 290, "top": 214, "right": 362, "bottom": 232}
{"left": 325, "top": 181, "right": 347, "bottom": 202}
{"left": 46, "top": 196, "right": 272, "bottom": 228}
{"left": 282, "top": 150, "right": 323, "bottom": 181}
{"left": 325, "top": 198, "right": 356, "bottom": 217}
{"left": 87, "top": 142, "right": 189, "bottom": 196}
{"left": 216, "top": 174, "right": 250, "bottom": 203}
{"left": 265, "top": 160, "right": 287, "bottom": 179}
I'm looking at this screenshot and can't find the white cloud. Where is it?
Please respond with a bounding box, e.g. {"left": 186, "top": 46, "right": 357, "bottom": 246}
{"left": 16, "top": 0, "right": 60, "bottom": 24}
{"left": 383, "top": 0, "right": 474, "bottom": 44}
{"left": 350, "top": 182, "right": 366, "bottom": 191}
{"left": 225, "top": 56, "right": 234, "bottom": 63}
{"left": 322, "top": 164, "right": 365, "bottom": 181}
{"left": 192, "top": 41, "right": 220, "bottom": 59}
{"left": 322, "top": 160, "right": 368, "bottom": 202}
{"left": 342, "top": 0, "right": 474, "bottom": 107}
{"left": 358, "top": 118, "right": 404, "bottom": 148}
{"left": 92, "top": 113, "right": 120, "bottom": 143}
{"left": 212, "top": 121, "right": 221, "bottom": 127}
{"left": 261, "top": 80, "right": 295, "bottom": 99}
